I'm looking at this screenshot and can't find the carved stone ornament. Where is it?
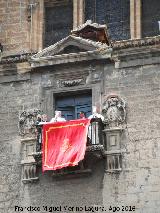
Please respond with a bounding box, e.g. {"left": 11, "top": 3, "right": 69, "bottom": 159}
{"left": 102, "top": 95, "right": 126, "bottom": 127}
{"left": 61, "top": 79, "right": 83, "bottom": 87}
{"left": 22, "top": 163, "right": 38, "bottom": 183}
{"left": 21, "top": 138, "right": 39, "bottom": 183}
{"left": 57, "top": 79, "right": 83, "bottom": 88}
{"left": 18, "top": 109, "right": 42, "bottom": 136}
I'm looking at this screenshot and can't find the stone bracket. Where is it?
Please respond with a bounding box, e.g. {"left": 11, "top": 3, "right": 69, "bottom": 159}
{"left": 21, "top": 161, "right": 39, "bottom": 183}
{"left": 103, "top": 127, "right": 125, "bottom": 173}
{"left": 21, "top": 137, "right": 38, "bottom": 183}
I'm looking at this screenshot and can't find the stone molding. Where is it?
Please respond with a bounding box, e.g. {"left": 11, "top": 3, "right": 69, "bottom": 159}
{"left": 72, "top": 20, "right": 107, "bottom": 33}
{"left": 112, "top": 35, "right": 160, "bottom": 50}
{"left": 57, "top": 79, "right": 83, "bottom": 87}
{"left": 31, "top": 35, "right": 109, "bottom": 58}
{"left": 30, "top": 50, "right": 111, "bottom": 68}
{"left": 0, "top": 53, "right": 34, "bottom": 65}
{"left": 30, "top": 35, "right": 111, "bottom": 67}
{"left": 21, "top": 137, "right": 38, "bottom": 183}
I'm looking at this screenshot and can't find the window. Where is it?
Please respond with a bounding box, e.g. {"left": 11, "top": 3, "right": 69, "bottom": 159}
{"left": 142, "top": 0, "right": 160, "bottom": 37}
{"left": 44, "top": 0, "right": 73, "bottom": 47}
{"left": 85, "top": 0, "right": 130, "bottom": 41}
{"left": 55, "top": 91, "right": 92, "bottom": 120}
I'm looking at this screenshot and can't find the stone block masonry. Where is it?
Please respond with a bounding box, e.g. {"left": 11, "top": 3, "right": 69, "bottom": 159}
{"left": 0, "top": 0, "right": 30, "bottom": 56}
{"left": 103, "top": 63, "right": 160, "bottom": 213}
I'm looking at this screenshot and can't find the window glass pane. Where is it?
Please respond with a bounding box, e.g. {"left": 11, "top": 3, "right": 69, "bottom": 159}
{"left": 55, "top": 92, "right": 92, "bottom": 120}
{"left": 85, "top": 0, "right": 130, "bottom": 41}
{"left": 44, "top": 1, "right": 73, "bottom": 47}
{"left": 142, "top": 0, "right": 160, "bottom": 37}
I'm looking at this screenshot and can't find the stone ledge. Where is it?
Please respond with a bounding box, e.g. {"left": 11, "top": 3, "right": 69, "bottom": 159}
{"left": 20, "top": 137, "right": 36, "bottom": 143}
{"left": 52, "top": 168, "right": 92, "bottom": 179}
{"left": 86, "top": 144, "right": 104, "bottom": 152}
{"left": 21, "top": 159, "right": 36, "bottom": 165}
{"left": 105, "top": 168, "right": 122, "bottom": 173}
{"left": 103, "top": 127, "right": 125, "bottom": 132}
{"left": 105, "top": 168, "right": 132, "bottom": 173}
{"left": 104, "top": 149, "right": 126, "bottom": 155}
{"left": 22, "top": 177, "right": 39, "bottom": 183}
{"left": 112, "top": 35, "right": 160, "bottom": 50}
{"left": 0, "top": 53, "right": 34, "bottom": 64}
{"left": 30, "top": 50, "right": 111, "bottom": 68}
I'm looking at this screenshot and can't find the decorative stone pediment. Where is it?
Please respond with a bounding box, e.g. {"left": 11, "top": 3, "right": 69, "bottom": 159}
{"left": 30, "top": 35, "right": 111, "bottom": 67}
{"left": 72, "top": 20, "right": 109, "bottom": 45}
{"left": 32, "top": 35, "right": 108, "bottom": 58}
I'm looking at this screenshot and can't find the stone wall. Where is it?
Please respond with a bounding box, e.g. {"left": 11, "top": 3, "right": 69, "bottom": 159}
{"left": 0, "top": 62, "right": 105, "bottom": 212}
{"left": 103, "top": 62, "right": 160, "bottom": 213}
{"left": 0, "top": 0, "right": 30, "bottom": 56}
{"left": 0, "top": 54, "right": 160, "bottom": 213}
{"left": 0, "top": 70, "right": 42, "bottom": 212}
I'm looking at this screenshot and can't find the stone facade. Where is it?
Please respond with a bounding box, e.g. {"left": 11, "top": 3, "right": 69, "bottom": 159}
{"left": 0, "top": 0, "right": 30, "bottom": 55}
{"left": 0, "top": 1, "right": 160, "bottom": 213}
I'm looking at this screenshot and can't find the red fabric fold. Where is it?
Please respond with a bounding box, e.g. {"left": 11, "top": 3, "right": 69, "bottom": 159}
{"left": 42, "top": 119, "right": 90, "bottom": 171}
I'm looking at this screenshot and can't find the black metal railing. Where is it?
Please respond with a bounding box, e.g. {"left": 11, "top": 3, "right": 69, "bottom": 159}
{"left": 89, "top": 118, "right": 104, "bottom": 145}
{"left": 35, "top": 118, "right": 104, "bottom": 153}
{"left": 32, "top": 119, "right": 105, "bottom": 176}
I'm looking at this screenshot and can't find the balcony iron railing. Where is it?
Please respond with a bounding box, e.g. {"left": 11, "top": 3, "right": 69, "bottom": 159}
{"left": 35, "top": 118, "right": 104, "bottom": 153}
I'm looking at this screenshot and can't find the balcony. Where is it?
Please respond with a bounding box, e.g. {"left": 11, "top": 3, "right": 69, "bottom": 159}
{"left": 32, "top": 118, "right": 105, "bottom": 178}
{"left": 20, "top": 93, "right": 127, "bottom": 183}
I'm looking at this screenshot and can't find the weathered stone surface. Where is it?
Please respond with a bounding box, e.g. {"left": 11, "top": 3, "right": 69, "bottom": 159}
{"left": 0, "top": 51, "right": 160, "bottom": 212}
{"left": 0, "top": 2, "right": 160, "bottom": 212}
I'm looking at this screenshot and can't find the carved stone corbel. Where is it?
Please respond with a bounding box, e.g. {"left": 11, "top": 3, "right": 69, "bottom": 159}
{"left": 19, "top": 109, "right": 42, "bottom": 183}
{"left": 21, "top": 138, "right": 38, "bottom": 183}
{"left": 103, "top": 128, "right": 124, "bottom": 173}
{"left": 102, "top": 94, "right": 126, "bottom": 173}
{"left": 21, "top": 161, "right": 38, "bottom": 183}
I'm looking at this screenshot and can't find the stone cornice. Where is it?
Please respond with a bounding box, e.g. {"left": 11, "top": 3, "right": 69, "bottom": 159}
{"left": 71, "top": 20, "right": 107, "bottom": 33}
{"left": 111, "top": 36, "right": 160, "bottom": 68}
{"left": 112, "top": 35, "right": 160, "bottom": 50}
{"left": 0, "top": 53, "right": 34, "bottom": 65}
{"left": 31, "top": 35, "right": 108, "bottom": 59}
{"left": 31, "top": 48, "right": 112, "bottom": 68}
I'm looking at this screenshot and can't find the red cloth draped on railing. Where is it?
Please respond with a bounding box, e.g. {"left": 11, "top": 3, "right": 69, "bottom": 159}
{"left": 42, "top": 119, "right": 90, "bottom": 171}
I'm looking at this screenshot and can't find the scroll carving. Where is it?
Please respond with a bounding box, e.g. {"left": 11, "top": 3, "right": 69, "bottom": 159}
{"left": 57, "top": 79, "right": 83, "bottom": 87}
